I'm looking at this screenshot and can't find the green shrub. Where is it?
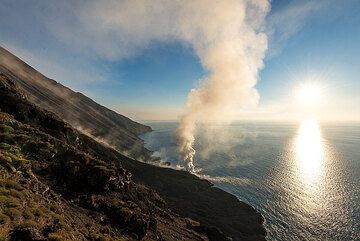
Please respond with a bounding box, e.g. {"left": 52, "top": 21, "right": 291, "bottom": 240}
{"left": 16, "top": 220, "right": 39, "bottom": 229}
{"left": 0, "top": 133, "right": 15, "bottom": 145}
{"left": 9, "top": 189, "right": 23, "bottom": 199}
{"left": 22, "top": 208, "right": 34, "bottom": 220}
{"left": 50, "top": 204, "right": 60, "bottom": 213}
{"left": 0, "top": 142, "right": 11, "bottom": 150}
{"left": 0, "top": 179, "right": 23, "bottom": 191}
{"left": 101, "top": 225, "right": 111, "bottom": 234}
{"left": 96, "top": 234, "right": 112, "bottom": 241}
{"left": 33, "top": 208, "right": 41, "bottom": 217}
{"left": 53, "top": 214, "right": 69, "bottom": 231}
{"left": 11, "top": 157, "right": 31, "bottom": 171}
{"left": 88, "top": 230, "right": 101, "bottom": 240}
{"left": 93, "top": 165, "right": 114, "bottom": 173}
{"left": 0, "top": 124, "right": 14, "bottom": 133}
{"left": 2, "top": 159, "right": 14, "bottom": 171}
{"left": 13, "top": 134, "right": 31, "bottom": 143}
{"left": 0, "top": 213, "right": 9, "bottom": 224}
{"left": 0, "top": 195, "right": 20, "bottom": 208}
{"left": 0, "top": 229, "right": 7, "bottom": 241}
{"left": 0, "top": 187, "right": 10, "bottom": 195}
{"left": 0, "top": 156, "right": 16, "bottom": 173}
{"left": 87, "top": 231, "right": 114, "bottom": 241}
{"left": 21, "top": 141, "right": 39, "bottom": 154}
{"left": 0, "top": 154, "right": 12, "bottom": 163}
{"left": 39, "top": 147, "right": 54, "bottom": 159}
{"left": 4, "top": 207, "right": 21, "bottom": 220}
{"left": 48, "top": 232, "right": 64, "bottom": 241}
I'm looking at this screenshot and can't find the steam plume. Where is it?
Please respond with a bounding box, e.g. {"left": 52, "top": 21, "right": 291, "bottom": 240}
{"left": 19, "top": 0, "right": 270, "bottom": 170}
{"left": 176, "top": 0, "right": 270, "bottom": 171}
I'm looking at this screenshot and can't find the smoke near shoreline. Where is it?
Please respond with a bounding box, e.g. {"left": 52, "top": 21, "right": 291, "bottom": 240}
{"left": 1, "top": 0, "right": 271, "bottom": 171}
{"left": 76, "top": 0, "right": 270, "bottom": 171}
{"left": 175, "top": 1, "right": 270, "bottom": 171}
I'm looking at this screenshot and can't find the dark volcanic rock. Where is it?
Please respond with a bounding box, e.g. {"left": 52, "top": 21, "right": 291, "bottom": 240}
{"left": 120, "top": 158, "right": 267, "bottom": 241}
{"left": 0, "top": 48, "right": 267, "bottom": 240}
{"left": 0, "top": 75, "right": 214, "bottom": 240}
{"left": 0, "top": 46, "right": 151, "bottom": 160}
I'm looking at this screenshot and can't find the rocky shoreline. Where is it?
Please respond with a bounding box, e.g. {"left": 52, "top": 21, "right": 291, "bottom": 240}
{"left": 0, "top": 45, "right": 267, "bottom": 240}
{"left": 121, "top": 158, "right": 268, "bottom": 241}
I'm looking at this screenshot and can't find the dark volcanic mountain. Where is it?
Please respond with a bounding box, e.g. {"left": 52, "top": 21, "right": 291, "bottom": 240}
{"left": 0, "top": 47, "right": 267, "bottom": 241}
{"left": 0, "top": 73, "right": 222, "bottom": 240}
{"left": 0, "top": 46, "right": 151, "bottom": 160}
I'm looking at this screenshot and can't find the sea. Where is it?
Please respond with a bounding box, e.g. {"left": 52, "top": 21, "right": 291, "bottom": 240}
{"left": 140, "top": 120, "right": 360, "bottom": 241}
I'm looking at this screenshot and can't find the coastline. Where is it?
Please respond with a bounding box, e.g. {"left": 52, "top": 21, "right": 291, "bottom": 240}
{"left": 0, "top": 45, "right": 268, "bottom": 239}
{"left": 120, "top": 154, "right": 268, "bottom": 241}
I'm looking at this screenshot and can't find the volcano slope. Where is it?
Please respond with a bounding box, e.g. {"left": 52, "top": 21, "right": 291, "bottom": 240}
{"left": 0, "top": 51, "right": 267, "bottom": 241}
{"left": 0, "top": 46, "right": 152, "bottom": 161}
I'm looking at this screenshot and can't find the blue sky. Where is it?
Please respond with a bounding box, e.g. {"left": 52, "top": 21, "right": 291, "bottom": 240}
{"left": 1, "top": 0, "right": 359, "bottom": 121}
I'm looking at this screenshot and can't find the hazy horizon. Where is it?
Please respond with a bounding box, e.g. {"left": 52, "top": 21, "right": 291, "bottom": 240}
{"left": 1, "top": 0, "right": 359, "bottom": 122}
{"left": 140, "top": 120, "right": 360, "bottom": 240}
{"left": 0, "top": 1, "right": 359, "bottom": 240}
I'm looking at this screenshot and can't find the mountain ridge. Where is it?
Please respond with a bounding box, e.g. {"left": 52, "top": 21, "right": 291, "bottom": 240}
{"left": 0, "top": 46, "right": 151, "bottom": 160}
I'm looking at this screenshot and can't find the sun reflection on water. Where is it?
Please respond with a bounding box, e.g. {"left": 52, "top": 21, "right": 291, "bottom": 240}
{"left": 295, "top": 119, "right": 324, "bottom": 178}
{"left": 291, "top": 119, "right": 327, "bottom": 222}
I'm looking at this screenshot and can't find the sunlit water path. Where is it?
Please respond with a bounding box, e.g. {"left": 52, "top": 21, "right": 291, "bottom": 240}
{"left": 141, "top": 121, "right": 360, "bottom": 240}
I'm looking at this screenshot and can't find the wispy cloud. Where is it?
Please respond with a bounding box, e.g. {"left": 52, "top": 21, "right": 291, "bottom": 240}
{"left": 266, "top": 0, "right": 327, "bottom": 58}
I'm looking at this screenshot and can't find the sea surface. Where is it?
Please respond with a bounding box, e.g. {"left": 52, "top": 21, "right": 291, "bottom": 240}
{"left": 141, "top": 120, "right": 360, "bottom": 241}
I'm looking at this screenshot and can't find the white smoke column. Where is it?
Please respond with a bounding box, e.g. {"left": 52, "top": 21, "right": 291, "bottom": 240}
{"left": 176, "top": 0, "right": 270, "bottom": 171}
{"left": 38, "top": 0, "right": 270, "bottom": 171}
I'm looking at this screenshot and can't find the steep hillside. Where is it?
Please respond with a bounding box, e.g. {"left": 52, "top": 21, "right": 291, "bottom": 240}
{"left": 0, "top": 49, "right": 267, "bottom": 240}
{"left": 0, "top": 46, "right": 151, "bottom": 160}
{"left": 0, "top": 74, "right": 230, "bottom": 240}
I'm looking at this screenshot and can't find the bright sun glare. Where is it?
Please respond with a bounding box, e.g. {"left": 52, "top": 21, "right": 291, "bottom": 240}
{"left": 296, "top": 83, "right": 323, "bottom": 106}
{"left": 295, "top": 119, "right": 324, "bottom": 176}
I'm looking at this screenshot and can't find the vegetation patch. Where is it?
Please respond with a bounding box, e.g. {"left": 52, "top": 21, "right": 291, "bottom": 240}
{"left": 0, "top": 213, "right": 10, "bottom": 224}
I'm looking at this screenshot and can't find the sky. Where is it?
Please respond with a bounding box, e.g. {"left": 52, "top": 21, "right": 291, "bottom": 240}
{"left": 0, "top": 0, "right": 359, "bottom": 121}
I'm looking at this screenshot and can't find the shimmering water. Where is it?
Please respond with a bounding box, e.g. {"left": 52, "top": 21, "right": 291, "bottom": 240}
{"left": 141, "top": 120, "right": 360, "bottom": 241}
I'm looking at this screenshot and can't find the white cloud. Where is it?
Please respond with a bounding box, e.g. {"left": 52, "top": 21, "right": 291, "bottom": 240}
{"left": 266, "top": 0, "right": 327, "bottom": 58}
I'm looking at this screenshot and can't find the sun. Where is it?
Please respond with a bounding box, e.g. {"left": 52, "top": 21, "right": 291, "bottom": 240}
{"left": 296, "top": 83, "right": 323, "bottom": 106}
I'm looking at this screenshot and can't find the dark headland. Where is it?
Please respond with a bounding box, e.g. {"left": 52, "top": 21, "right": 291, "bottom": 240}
{"left": 0, "top": 46, "right": 266, "bottom": 241}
